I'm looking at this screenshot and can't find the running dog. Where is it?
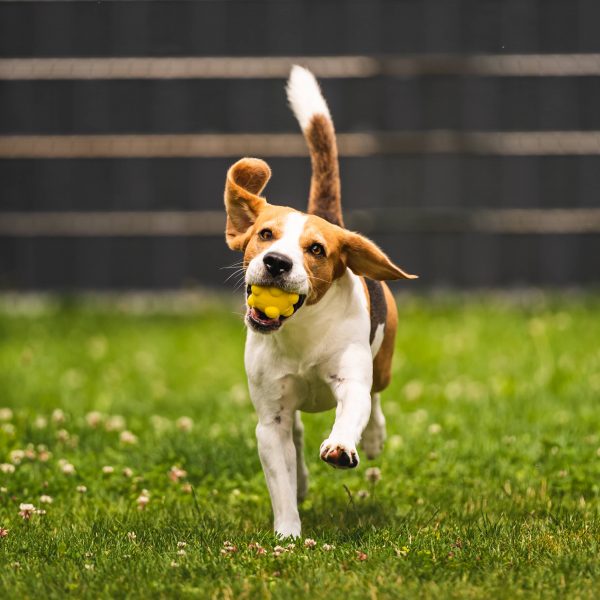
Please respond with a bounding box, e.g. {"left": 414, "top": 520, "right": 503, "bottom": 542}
{"left": 223, "top": 66, "right": 417, "bottom": 537}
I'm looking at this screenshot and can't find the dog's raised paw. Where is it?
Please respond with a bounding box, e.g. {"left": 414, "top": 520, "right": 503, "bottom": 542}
{"left": 320, "top": 439, "right": 359, "bottom": 469}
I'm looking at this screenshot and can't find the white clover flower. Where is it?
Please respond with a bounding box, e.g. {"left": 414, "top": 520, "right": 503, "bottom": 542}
{"left": 168, "top": 466, "right": 187, "bottom": 482}
{"left": 105, "top": 415, "right": 126, "bottom": 432}
{"left": 150, "top": 415, "right": 171, "bottom": 433}
{"left": 39, "top": 495, "right": 53, "bottom": 504}
{"left": 0, "top": 463, "right": 15, "bottom": 474}
{"left": 365, "top": 467, "right": 381, "bottom": 484}
{"left": 33, "top": 416, "right": 48, "bottom": 429}
{"left": 37, "top": 450, "right": 52, "bottom": 462}
{"left": 102, "top": 466, "right": 114, "bottom": 475}
{"left": 18, "top": 503, "right": 36, "bottom": 519}
{"left": 61, "top": 462, "right": 76, "bottom": 475}
{"left": 1, "top": 423, "right": 15, "bottom": 436}
{"left": 120, "top": 430, "right": 138, "bottom": 445}
{"left": 0, "top": 408, "right": 13, "bottom": 421}
{"left": 304, "top": 538, "right": 317, "bottom": 549}
{"left": 76, "top": 485, "right": 87, "bottom": 494}
{"left": 51, "top": 409, "right": 66, "bottom": 424}
{"left": 222, "top": 541, "right": 238, "bottom": 554}
{"left": 428, "top": 423, "right": 442, "bottom": 435}
{"left": 85, "top": 411, "right": 104, "bottom": 428}
{"left": 56, "top": 429, "right": 70, "bottom": 442}
{"left": 9, "top": 450, "right": 25, "bottom": 465}
{"left": 136, "top": 491, "right": 150, "bottom": 510}
{"left": 403, "top": 380, "right": 424, "bottom": 402}
{"left": 122, "top": 467, "right": 133, "bottom": 478}
{"left": 176, "top": 417, "right": 193, "bottom": 432}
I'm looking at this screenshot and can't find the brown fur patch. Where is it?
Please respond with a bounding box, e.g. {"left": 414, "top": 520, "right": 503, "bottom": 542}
{"left": 372, "top": 283, "right": 397, "bottom": 393}
{"left": 299, "top": 215, "right": 346, "bottom": 304}
{"left": 224, "top": 158, "right": 271, "bottom": 251}
{"left": 305, "top": 115, "right": 343, "bottom": 227}
{"left": 343, "top": 231, "right": 419, "bottom": 281}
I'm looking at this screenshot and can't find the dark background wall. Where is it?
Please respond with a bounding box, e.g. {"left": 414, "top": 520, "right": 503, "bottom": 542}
{"left": 1, "top": 0, "right": 599, "bottom": 291}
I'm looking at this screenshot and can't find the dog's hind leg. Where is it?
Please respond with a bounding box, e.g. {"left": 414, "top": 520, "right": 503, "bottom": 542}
{"left": 360, "top": 393, "right": 386, "bottom": 460}
{"left": 293, "top": 411, "right": 309, "bottom": 502}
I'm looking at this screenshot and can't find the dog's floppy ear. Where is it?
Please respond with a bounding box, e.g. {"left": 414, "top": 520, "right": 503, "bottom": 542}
{"left": 224, "top": 158, "right": 271, "bottom": 251}
{"left": 342, "top": 231, "right": 418, "bottom": 281}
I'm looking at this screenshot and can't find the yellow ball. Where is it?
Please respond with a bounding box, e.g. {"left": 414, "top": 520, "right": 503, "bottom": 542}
{"left": 248, "top": 285, "right": 299, "bottom": 319}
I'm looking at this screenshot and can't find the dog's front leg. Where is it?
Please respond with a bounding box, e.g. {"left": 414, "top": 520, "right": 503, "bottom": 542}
{"left": 249, "top": 375, "right": 301, "bottom": 538}
{"left": 320, "top": 377, "right": 372, "bottom": 469}
{"left": 255, "top": 414, "right": 300, "bottom": 538}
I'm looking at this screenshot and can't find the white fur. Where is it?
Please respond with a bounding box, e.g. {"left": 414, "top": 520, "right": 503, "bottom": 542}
{"left": 245, "top": 212, "right": 310, "bottom": 296}
{"left": 286, "top": 65, "right": 331, "bottom": 131}
{"left": 245, "top": 263, "right": 378, "bottom": 538}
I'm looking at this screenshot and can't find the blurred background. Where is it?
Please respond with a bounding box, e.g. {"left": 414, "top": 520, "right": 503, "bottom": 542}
{"left": 1, "top": 0, "right": 599, "bottom": 292}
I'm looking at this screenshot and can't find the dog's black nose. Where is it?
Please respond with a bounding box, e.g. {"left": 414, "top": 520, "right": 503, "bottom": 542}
{"left": 263, "top": 252, "right": 293, "bottom": 277}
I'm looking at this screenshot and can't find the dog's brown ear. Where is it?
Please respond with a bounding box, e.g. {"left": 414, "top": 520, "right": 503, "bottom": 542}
{"left": 224, "top": 158, "right": 271, "bottom": 251}
{"left": 342, "top": 231, "right": 418, "bottom": 281}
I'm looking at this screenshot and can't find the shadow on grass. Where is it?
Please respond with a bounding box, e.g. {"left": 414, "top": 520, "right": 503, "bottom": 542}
{"left": 299, "top": 487, "right": 418, "bottom": 539}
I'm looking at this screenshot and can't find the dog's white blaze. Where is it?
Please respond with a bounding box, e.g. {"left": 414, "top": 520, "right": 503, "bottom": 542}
{"left": 270, "top": 211, "right": 308, "bottom": 262}
{"left": 268, "top": 212, "right": 309, "bottom": 293}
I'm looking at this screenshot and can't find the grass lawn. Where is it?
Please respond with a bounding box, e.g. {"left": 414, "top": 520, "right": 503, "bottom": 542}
{"left": 0, "top": 293, "right": 599, "bottom": 598}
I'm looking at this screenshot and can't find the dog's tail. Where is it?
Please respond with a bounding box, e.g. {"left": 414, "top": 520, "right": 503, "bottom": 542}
{"left": 286, "top": 66, "right": 343, "bottom": 227}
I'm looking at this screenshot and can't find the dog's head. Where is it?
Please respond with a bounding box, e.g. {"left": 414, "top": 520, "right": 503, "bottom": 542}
{"left": 225, "top": 158, "right": 417, "bottom": 333}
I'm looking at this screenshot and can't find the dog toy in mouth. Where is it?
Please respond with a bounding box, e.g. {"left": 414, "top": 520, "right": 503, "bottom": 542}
{"left": 247, "top": 285, "right": 300, "bottom": 319}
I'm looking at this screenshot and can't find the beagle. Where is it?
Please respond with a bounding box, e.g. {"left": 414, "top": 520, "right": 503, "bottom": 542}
{"left": 224, "top": 66, "right": 417, "bottom": 538}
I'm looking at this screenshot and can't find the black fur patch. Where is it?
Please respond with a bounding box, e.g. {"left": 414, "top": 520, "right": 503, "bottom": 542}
{"left": 364, "top": 278, "right": 387, "bottom": 344}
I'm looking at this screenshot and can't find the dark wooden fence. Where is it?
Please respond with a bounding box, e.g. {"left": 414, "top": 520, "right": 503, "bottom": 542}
{"left": 1, "top": 0, "right": 599, "bottom": 290}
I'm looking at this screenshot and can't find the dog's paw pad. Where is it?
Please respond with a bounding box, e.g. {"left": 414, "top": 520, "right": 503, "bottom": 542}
{"left": 320, "top": 441, "right": 359, "bottom": 469}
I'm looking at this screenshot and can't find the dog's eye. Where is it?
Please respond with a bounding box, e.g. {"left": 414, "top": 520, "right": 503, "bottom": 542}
{"left": 259, "top": 229, "right": 273, "bottom": 241}
{"left": 309, "top": 243, "right": 325, "bottom": 256}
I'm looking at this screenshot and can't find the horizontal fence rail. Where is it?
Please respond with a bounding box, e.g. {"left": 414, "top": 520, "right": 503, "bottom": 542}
{"left": 3, "top": 209, "right": 600, "bottom": 237}
{"left": 4, "top": 131, "right": 600, "bottom": 158}
{"left": 4, "top": 54, "right": 600, "bottom": 80}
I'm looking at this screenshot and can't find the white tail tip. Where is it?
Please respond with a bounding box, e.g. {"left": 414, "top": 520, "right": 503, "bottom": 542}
{"left": 286, "top": 65, "right": 331, "bottom": 130}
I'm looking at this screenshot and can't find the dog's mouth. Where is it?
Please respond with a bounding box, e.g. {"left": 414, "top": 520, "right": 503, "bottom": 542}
{"left": 245, "top": 285, "right": 306, "bottom": 333}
